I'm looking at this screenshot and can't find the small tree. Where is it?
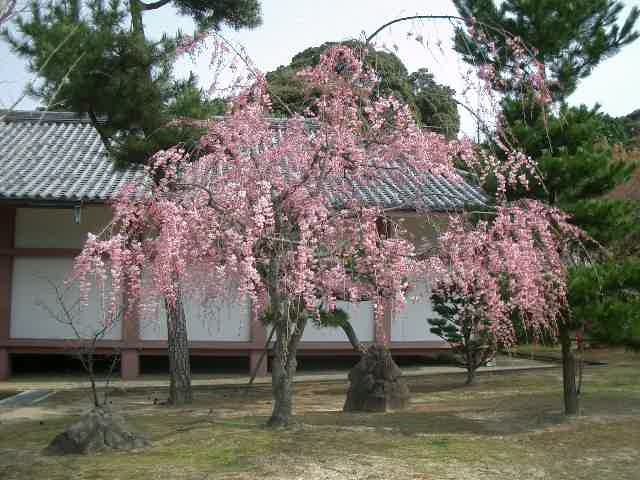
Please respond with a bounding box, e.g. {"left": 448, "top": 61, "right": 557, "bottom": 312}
{"left": 36, "top": 279, "right": 149, "bottom": 455}
{"left": 429, "top": 285, "right": 496, "bottom": 385}
{"left": 427, "top": 201, "right": 582, "bottom": 386}
{"left": 39, "top": 280, "right": 121, "bottom": 408}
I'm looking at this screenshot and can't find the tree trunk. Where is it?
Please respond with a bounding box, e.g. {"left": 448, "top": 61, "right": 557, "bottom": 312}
{"left": 129, "top": 0, "right": 145, "bottom": 36}
{"left": 465, "top": 366, "right": 476, "bottom": 385}
{"left": 560, "top": 324, "right": 579, "bottom": 415}
{"left": 267, "top": 317, "right": 306, "bottom": 427}
{"left": 343, "top": 344, "right": 410, "bottom": 412}
{"left": 86, "top": 353, "right": 100, "bottom": 408}
{"left": 460, "top": 341, "right": 480, "bottom": 386}
{"left": 165, "top": 295, "right": 192, "bottom": 405}
{"left": 339, "top": 319, "right": 362, "bottom": 353}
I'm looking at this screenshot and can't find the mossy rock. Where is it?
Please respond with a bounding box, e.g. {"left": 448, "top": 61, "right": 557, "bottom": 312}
{"left": 45, "top": 407, "right": 150, "bottom": 455}
{"left": 343, "top": 344, "right": 410, "bottom": 412}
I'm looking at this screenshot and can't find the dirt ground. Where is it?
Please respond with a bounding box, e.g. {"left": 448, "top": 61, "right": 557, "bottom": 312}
{"left": 0, "top": 348, "right": 638, "bottom": 479}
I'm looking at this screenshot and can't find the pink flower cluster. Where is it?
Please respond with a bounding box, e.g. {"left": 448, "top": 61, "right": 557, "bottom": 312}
{"left": 429, "top": 200, "right": 582, "bottom": 346}
{"left": 468, "top": 21, "right": 552, "bottom": 106}
{"left": 71, "top": 44, "right": 576, "bottom": 348}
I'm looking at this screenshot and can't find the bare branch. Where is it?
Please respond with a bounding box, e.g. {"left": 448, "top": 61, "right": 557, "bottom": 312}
{"left": 1, "top": 23, "right": 82, "bottom": 121}
{"left": 140, "top": 0, "right": 171, "bottom": 10}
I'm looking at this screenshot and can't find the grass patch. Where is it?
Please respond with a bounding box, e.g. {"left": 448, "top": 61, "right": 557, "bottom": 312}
{"left": 1, "top": 348, "right": 638, "bottom": 479}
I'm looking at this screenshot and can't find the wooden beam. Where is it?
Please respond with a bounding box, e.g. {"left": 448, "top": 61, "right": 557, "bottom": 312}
{"left": 0, "top": 248, "right": 80, "bottom": 257}
{"left": 0, "top": 207, "right": 16, "bottom": 380}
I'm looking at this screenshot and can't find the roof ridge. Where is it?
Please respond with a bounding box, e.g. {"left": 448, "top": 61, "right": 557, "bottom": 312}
{"left": 2, "top": 111, "right": 316, "bottom": 130}
{"left": 1, "top": 110, "right": 98, "bottom": 124}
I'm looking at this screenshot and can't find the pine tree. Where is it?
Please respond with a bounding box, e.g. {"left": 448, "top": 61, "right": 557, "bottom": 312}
{"left": 454, "top": 0, "right": 640, "bottom": 415}
{"left": 453, "top": 0, "right": 639, "bottom": 101}
{"left": 429, "top": 286, "right": 497, "bottom": 385}
{"left": 3, "top": 0, "right": 261, "bottom": 165}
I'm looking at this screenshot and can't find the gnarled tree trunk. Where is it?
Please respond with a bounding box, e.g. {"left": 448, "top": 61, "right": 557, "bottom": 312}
{"left": 343, "top": 343, "right": 410, "bottom": 412}
{"left": 560, "top": 324, "right": 579, "bottom": 415}
{"left": 267, "top": 315, "right": 306, "bottom": 427}
{"left": 165, "top": 295, "right": 192, "bottom": 405}
{"left": 338, "top": 319, "right": 363, "bottom": 353}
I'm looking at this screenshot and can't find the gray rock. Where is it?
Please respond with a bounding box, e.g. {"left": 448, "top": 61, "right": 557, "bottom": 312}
{"left": 45, "top": 407, "right": 150, "bottom": 455}
{"left": 343, "top": 344, "right": 410, "bottom": 412}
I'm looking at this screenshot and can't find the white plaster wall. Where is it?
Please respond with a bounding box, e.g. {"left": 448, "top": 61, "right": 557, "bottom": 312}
{"left": 10, "top": 257, "right": 121, "bottom": 340}
{"left": 391, "top": 282, "right": 442, "bottom": 342}
{"left": 302, "top": 301, "right": 375, "bottom": 342}
{"left": 15, "top": 206, "right": 112, "bottom": 249}
{"left": 139, "top": 297, "right": 251, "bottom": 341}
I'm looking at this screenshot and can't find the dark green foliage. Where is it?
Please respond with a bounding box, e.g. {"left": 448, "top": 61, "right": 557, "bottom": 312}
{"left": 315, "top": 307, "right": 349, "bottom": 329}
{"left": 495, "top": 102, "right": 640, "bottom": 349}
{"left": 569, "top": 260, "right": 640, "bottom": 350}
{"left": 261, "top": 306, "right": 349, "bottom": 329}
{"left": 266, "top": 40, "right": 411, "bottom": 116}
{"left": 266, "top": 41, "right": 460, "bottom": 137}
{"left": 5, "top": 0, "right": 159, "bottom": 114}
{"left": 408, "top": 69, "right": 460, "bottom": 138}
{"left": 567, "top": 199, "right": 640, "bottom": 254}
{"left": 170, "top": 0, "right": 261, "bottom": 30}
{"left": 497, "top": 102, "right": 636, "bottom": 204}
{"left": 261, "top": 305, "right": 361, "bottom": 351}
{"left": 114, "top": 73, "right": 225, "bottom": 165}
{"left": 453, "top": 0, "right": 640, "bottom": 101}
{"left": 165, "top": 73, "right": 226, "bottom": 119}
{"left": 429, "top": 286, "right": 496, "bottom": 384}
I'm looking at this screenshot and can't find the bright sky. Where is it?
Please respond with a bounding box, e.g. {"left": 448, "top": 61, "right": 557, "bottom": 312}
{"left": 2, "top": 0, "right": 639, "bottom": 132}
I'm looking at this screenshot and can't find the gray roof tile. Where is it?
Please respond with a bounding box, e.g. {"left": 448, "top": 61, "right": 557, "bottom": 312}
{"left": 0, "top": 111, "right": 487, "bottom": 210}
{"left": 0, "top": 111, "right": 142, "bottom": 203}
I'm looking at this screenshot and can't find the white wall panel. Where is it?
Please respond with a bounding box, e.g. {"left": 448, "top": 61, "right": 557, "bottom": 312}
{"left": 391, "top": 282, "right": 441, "bottom": 342}
{"left": 139, "top": 297, "right": 251, "bottom": 341}
{"left": 302, "top": 301, "right": 375, "bottom": 342}
{"left": 10, "top": 257, "right": 121, "bottom": 340}
{"left": 15, "top": 206, "right": 112, "bottom": 249}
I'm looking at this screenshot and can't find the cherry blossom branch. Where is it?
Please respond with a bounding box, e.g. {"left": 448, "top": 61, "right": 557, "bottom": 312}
{"left": 0, "top": 0, "right": 16, "bottom": 25}
{"left": 366, "top": 15, "right": 466, "bottom": 44}
{"left": 175, "top": 182, "right": 228, "bottom": 214}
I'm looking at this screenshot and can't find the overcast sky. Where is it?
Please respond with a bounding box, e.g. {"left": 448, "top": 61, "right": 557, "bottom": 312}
{"left": 2, "top": 0, "right": 639, "bottom": 131}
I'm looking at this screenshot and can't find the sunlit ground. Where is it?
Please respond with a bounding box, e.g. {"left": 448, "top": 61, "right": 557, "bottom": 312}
{"left": 0, "top": 348, "right": 638, "bottom": 480}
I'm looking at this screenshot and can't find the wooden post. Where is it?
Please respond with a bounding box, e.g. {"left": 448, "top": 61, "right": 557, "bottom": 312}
{"left": 375, "top": 300, "right": 392, "bottom": 345}
{"left": 560, "top": 324, "right": 579, "bottom": 415}
{"left": 120, "top": 349, "right": 140, "bottom": 380}
{"left": 121, "top": 298, "right": 140, "bottom": 380}
{"left": 0, "top": 207, "right": 16, "bottom": 381}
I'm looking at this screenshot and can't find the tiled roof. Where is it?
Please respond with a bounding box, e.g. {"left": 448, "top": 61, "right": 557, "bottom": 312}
{"left": 332, "top": 168, "right": 487, "bottom": 211}
{"left": 0, "top": 111, "right": 142, "bottom": 203}
{"left": 0, "top": 110, "right": 486, "bottom": 210}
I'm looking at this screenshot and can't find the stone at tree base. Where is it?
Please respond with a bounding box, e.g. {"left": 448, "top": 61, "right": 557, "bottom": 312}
{"left": 45, "top": 407, "right": 150, "bottom": 455}
{"left": 343, "top": 344, "right": 410, "bottom": 412}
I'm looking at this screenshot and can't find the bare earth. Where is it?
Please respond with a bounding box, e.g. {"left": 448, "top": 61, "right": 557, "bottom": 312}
{"left": 0, "top": 349, "right": 638, "bottom": 479}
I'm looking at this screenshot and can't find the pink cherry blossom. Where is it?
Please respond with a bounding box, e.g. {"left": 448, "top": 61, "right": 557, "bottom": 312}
{"left": 71, "top": 39, "right": 578, "bottom": 425}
